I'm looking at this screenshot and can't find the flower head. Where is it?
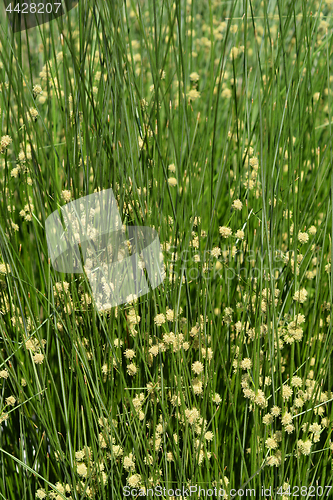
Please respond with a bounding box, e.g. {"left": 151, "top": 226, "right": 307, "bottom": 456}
{"left": 189, "top": 72, "right": 200, "bottom": 82}
{"left": 0, "top": 263, "right": 10, "bottom": 274}
{"left": 298, "top": 231, "right": 309, "bottom": 244}
{"left": 61, "top": 190, "right": 72, "bottom": 203}
{"left": 27, "top": 107, "right": 38, "bottom": 122}
{"left": 211, "top": 247, "right": 221, "bottom": 258}
{"left": 232, "top": 199, "right": 243, "bottom": 210}
{"left": 77, "top": 462, "right": 88, "bottom": 477}
{"left": 187, "top": 89, "right": 200, "bottom": 102}
{"left": 168, "top": 177, "right": 177, "bottom": 187}
{"left": 235, "top": 229, "right": 245, "bottom": 239}
{"left": 154, "top": 313, "right": 166, "bottom": 326}
{"left": 192, "top": 361, "right": 204, "bottom": 375}
{"left": 0, "top": 135, "right": 12, "bottom": 154}
{"left": 293, "top": 288, "right": 308, "bottom": 303}
{"left": 219, "top": 226, "right": 232, "bottom": 238}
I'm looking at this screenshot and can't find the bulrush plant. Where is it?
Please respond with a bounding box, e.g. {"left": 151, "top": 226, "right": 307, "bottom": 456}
{"left": 0, "top": 0, "right": 333, "bottom": 498}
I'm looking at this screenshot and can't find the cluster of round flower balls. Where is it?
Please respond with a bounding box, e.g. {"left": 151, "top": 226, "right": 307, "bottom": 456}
{"left": 1, "top": 4, "right": 332, "bottom": 494}
{"left": 0, "top": 134, "right": 12, "bottom": 154}
{"left": 219, "top": 225, "right": 244, "bottom": 240}
{"left": 217, "top": 199, "right": 245, "bottom": 240}
{"left": 297, "top": 226, "right": 316, "bottom": 244}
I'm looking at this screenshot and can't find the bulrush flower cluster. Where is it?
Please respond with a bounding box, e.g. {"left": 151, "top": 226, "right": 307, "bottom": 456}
{"left": 0, "top": 135, "right": 12, "bottom": 154}
{"left": 0, "top": 2, "right": 332, "bottom": 495}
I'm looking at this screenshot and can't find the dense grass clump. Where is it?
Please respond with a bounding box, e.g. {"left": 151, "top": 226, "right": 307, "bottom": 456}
{"left": 0, "top": 0, "right": 333, "bottom": 498}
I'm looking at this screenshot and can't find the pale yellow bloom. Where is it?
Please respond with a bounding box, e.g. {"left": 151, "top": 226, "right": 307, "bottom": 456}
{"left": 270, "top": 406, "right": 281, "bottom": 417}
{"left": 168, "top": 177, "right": 177, "bottom": 187}
{"left": 36, "top": 489, "right": 47, "bottom": 499}
{"left": 61, "top": 190, "right": 72, "bottom": 203}
{"left": 240, "top": 358, "right": 252, "bottom": 370}
{"left": 0, "top": 413, "right": 8, "bottom": 424}
{"left": 33, "top": 85, "right": 43, "bottom": 97}
{"left": 0, "top": 369, "right": 9, "bottom": 379}
{"left": 187, "top": 89, "right": 200, "bottom": 101}
{"left": 11, "top": 167, "right": 20, "bottom": 178}
{"left": 33, "top": 353, "right": 44, "bottom": 364}
{"left": 232, "top": 199, "right": 243, "bottom": 210}
{"left": 123, "top": 453, "right": 135, "bottom": 471}
{"left": 219, "top": 226, "right": 232, "bottom": 238}
{"left": 0, "top": 135, "right": 12, "bottom": 153}
{"left": 154, "top": 313, "right": 166, "bottom": 326}
{"left": 189, "top": 72, "right": 200, "bottom": 82}
{"left": 204, "top": 431, "right": 214, "bottom": 441}
{"left": 298, "top": 231, "right": 309, "bottom": 244}
{"left": 211, "top": 247, "right": 221, "bottom": 258}
{"left": 0, "top": 263, "right": 10, "bottom": 274}
{"left": 27, "top": 107, "right": 39, "bottom": 121}
{"left": 192, "top": 361, "right": 204, "bottom": 374}
{"left": 282, "top": 385, "right": 293, "bottom": 400}
{"left": 127, "top": 474, "right": 141, "bottom": 487}
{"left": 124, "top": 349, "right": 136, "bottom": 360}
{"left": 297, "top": 439, "right": 312, "bottom": 455}
{"left": 77, "top": 462, "right": 88, "bottom": 477}
{"left": 213, "top": 393, "right": 221, "bottom": 404}
{"left": 293, "top": 288, "right": 308, "bottom": 303}
{"left": 263, "top": 414, "right": 273, "bottom": 425}
{"left": 235, "top": 229, "right": 245, "bottom": 239}
{"left": 5, "top": 396, "right": 16, "bottom": 406}
{"left": 265, "top": 437, "right": 278, "bottom": 449}
{"left": 127, "top": 363, "right": 137, "bottom": 376}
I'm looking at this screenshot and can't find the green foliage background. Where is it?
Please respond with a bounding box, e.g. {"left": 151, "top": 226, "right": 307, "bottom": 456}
{"left": 0, "top": 0, "right": 333, "bottom": 498}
